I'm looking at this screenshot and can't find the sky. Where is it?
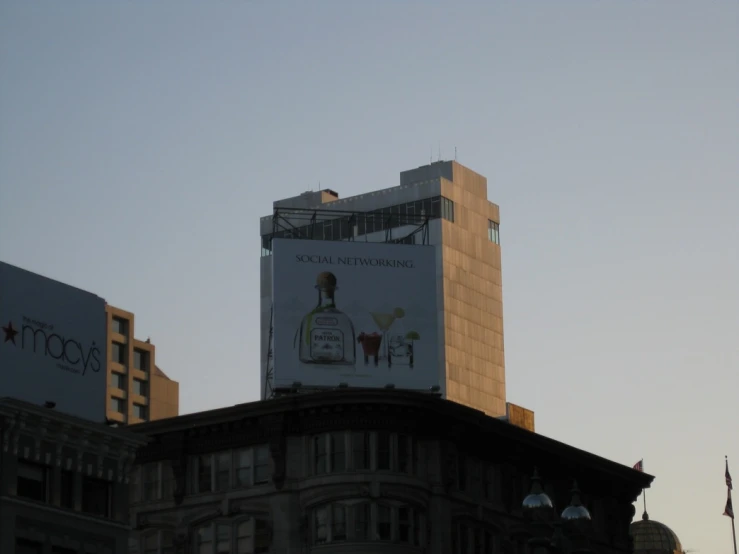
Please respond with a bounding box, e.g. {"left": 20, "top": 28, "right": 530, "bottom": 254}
{"left": 1, "top": 0, "right": 737, "bottom": 550}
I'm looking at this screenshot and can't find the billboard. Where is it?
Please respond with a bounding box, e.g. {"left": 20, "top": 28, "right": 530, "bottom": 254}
{"left": 271, "top": 238, "right": 440, "bottom": 391}
{"left": 0, "top": 262, "right": 107, "bottom": 421}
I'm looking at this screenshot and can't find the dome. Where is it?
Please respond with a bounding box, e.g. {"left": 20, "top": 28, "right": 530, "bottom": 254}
{"left": 630, "top": 514, "right": 683, "bottom": 554}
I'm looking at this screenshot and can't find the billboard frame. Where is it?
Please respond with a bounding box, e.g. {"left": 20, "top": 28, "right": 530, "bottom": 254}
{"left": 262, "top": 208, "right": 433, "bottom": 400}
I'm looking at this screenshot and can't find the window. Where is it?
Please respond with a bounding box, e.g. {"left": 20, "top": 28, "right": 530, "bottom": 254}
{"left": 311, "top": 501, "right": 423, "bottom": 546}
{"left": 354, "top": 502, "right": 370, "bottom": 540}
{"left": 134, "top": 349, "right": 148, "bottom": 371}
{"left": 133, "top": 462, "right": 176, "bottom": 503}
{"left": 313, "top": 431, "right": 417, "bottom": 475}
{"left": 110, "top": 397, "right": 125, "bottom": 413}
{"left": 441, "top": 196, "right": 455, "bottom": 222}
{"left": 196, "top": 519, "right": 269, "bottom": 554}
{"left": 15, "top": 539, "right": 43, "bottom": 554}
{"left": 112, "top": 316, "right": 127, "bottom": 335}
{"left": 111, "top": 372, "right": 126, "bottom": 390}
{"left": 470, "top": 459, "right": 482, "bottom": 498}
{"left": 144, "top": 463, "right": 160, "bottom": 501}
{"left": 60, "top": 470, "right": 75, "bottom": 509}
{"left": 330, "top": 432, "right": 346, "bottom": 472}
{"left": 234, "top": 449, "right": 253, "bottom": 487}
{"left": 376, "top": 431, "right": 391, "bottom": 470}
{"left": 254, "top": 446, "right": 270, "bottom": 484}
{"left": 134, "top": 403, "right": 148, "bottom": 420}
{"left": 488, "top": 220, "right": 500, "bottom": 244}
{"left": 143, "top": 530, "right": 176, "bottom": 554}
{"left": 194, "top": 446, "right": 270, "bottom": 493}
{"left": 397, "top": 434, "right": 412, "bottom": 473}
{"left": 16, "top": 461, "right": 48, "bottom": 501}
{"left": 112, "top": 342, "right": 125, "bottom": 364}
{"left": 377, "top": 504, "right": 392, "bottom": 540}
{"left": 453, "top": 523, "right": 499, "bottom": 554}
{"left": 81, "top": 476, "right": 110, "bottom": 517}
{"left": 197, "top": 525, "right": 213, "bottom": 554}
{"left": 215, "top": 452, "right": 231, "bottom": 492}
{"left": 351, "top": 432, "right": 370, "bottom": 470}
{"left": 134, "top": 378, "right": 148, "bottom": 396}
{"left": 197, "top": 455, "right": 213, "bottom": 493}
{"left": 332, "top": 504, "right": 347, "bottom": 541}
{"left": 457, "top": 453, "right": 468, "bottom": 492}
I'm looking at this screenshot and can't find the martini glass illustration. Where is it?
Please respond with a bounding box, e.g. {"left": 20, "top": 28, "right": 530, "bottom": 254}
{"left": 370, "top": 308, "right": 405, "bottom": 368}
{"left": 370, "top": 312, "right": 395, "bottom": 365}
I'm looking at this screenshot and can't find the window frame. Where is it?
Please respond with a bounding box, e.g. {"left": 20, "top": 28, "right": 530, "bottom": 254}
{"left": 110, "top": 396, "right": 125, "bottom": 414}
{"left": 111, "top": 317, "right": 127, "bottom": 335}
{"left": 310, "top": 500, "right": 423, "bottom": 546}
{"left": 16, "top": 460, "right": 49, "bottom": 502}
{"left": 141, "top": 529, "right": 176, "bottom": 554}
{"left": 111, "top": 342, "right": 125, "bottom": 364}
{"left": 193, "top": 517, "right": 270, "bottom": 554}
{"left": 81, "top": 475, "right": 111, "bottom": 518}
{"left": 133, "top": 403, "right": 148, "bottom": 420}
{"left": 134, "top": 348, "right": 149, "bottom": 371}
{"left": 192, "top": 445, "right": 270, "bottom": 494}
{"left": 110, "top": 371, "right": 126, "bottom": 390}
{"left": 133, "top": 378, "right": 148, "bottom": 396}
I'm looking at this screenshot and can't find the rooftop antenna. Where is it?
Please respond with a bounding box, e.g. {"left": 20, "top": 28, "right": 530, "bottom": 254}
{"left": 438, "top": 142, "right": 441, "bottom": 162}
{"left": 455, "top": 146, "right": 458, "bottom": 161}
{"left": 430, "top": 147, "right": 433, "bottom": 164}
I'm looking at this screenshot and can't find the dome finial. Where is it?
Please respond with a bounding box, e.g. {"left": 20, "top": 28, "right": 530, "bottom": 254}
{"left": 642, "top": 510, "right": 649, "bottom": 521}
{"left": 522, "top": 467, "right": 553, "bottom": 511}
{"left": 561, "top": 480, "right": 592, "bottom": 521}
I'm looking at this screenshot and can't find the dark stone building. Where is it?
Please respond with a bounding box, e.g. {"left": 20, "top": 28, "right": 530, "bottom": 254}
{"left": 0, "top": 397, "right": 147, "bottom": 554}
{"left": 127, "top": 389, "right": 652, "bottom": 554}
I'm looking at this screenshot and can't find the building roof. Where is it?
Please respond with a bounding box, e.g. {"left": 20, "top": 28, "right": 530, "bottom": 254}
{"left": 630, "top": 513, "right": 683, "bottom": 554}
{"left": 128, "top": 388, "right": 653, "bottom": 500}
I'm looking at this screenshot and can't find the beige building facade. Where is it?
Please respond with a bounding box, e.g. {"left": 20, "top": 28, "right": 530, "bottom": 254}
{"left": 260, "top": 161, "right": 528, "bottom": 422}
{"left": 105, "top": 305, "right": 179, "bottom": 425}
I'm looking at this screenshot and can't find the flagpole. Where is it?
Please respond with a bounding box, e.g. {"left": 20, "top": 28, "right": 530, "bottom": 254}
{"left": 731, "top": 517, "right": 737, "bottom": 554}
{"left": 643, "top": 487, "right": 648, "bottom": 518}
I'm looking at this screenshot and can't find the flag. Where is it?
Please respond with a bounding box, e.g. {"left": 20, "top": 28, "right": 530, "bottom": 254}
{"left": 724, "top": 490, "right": 734, "bottom": 519}
{"left": 726, "top": 458, "right": 733, "bottom": 490}
{"left": 633, "top": 460, "right": 644, "bottom": 472}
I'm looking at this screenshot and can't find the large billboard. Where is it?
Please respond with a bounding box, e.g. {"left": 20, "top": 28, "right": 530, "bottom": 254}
{"left": 0, "top": 262, "right": 107, "bottom": 421}
{"left": 271, "top": 239, "right": 440, "bottom": 391}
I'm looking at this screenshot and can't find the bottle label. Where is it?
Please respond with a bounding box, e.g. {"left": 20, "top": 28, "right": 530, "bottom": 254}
{"left": 310, "top": 328, "right": 344, "bottom": 362}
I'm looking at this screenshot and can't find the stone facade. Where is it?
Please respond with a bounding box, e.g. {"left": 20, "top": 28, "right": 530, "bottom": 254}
{"left": 0, "top": 397, "right": 148, "bottom": 554}
{"left": 128, "top": 390, "right": 650, "bottom": 554}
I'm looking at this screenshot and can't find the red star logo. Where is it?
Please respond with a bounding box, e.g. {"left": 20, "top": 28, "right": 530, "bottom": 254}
{"left": 2, "top": 321, "right": 18, "bottom": 345}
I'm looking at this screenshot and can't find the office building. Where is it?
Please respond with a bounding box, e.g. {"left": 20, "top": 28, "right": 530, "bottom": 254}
{"left": 260, "top": 161, "right": 523, "bottom": 421}
{"left": 0, "top": 260, "right": 179, "bottom": 425}
{"left": 127, "top": 388, "right": 651, "bottom": 554}
{"left": 0, "top": 397, "right": 147, "bottom": 554}
{"left": 106, "top": 305, "right": 179, "bottom": 424}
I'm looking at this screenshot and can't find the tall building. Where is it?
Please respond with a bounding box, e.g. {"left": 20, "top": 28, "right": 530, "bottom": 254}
{"left": 260, "top": 161, "right": 518, "bottom": 420}
{"left": 126, "top": 389, "right": 651, "bottom": 554}
{"left": 0, "top": 397, "right": 146, "bottom": 554}
{"left": 0, "top": 259, "right": 179, "bottom": 425}
{"left": 105, "top": 305, "right": 179, "bottom": 424}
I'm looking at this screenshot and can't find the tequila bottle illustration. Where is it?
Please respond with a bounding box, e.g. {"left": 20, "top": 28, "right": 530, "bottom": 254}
{"left": 298, "top": 272, "right": 356, "bottom": 366}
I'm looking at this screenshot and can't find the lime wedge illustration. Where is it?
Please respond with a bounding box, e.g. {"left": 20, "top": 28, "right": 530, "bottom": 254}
{"left": 393, "top": 307, "right": 405, "bottom": 319}
{"left": 405, "top": 331, "right": 420, "bottom": 341}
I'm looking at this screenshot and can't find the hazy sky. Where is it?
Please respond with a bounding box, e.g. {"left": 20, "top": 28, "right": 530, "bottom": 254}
{"left": 1, "top": 0, "right": 737, "bottom": 550}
